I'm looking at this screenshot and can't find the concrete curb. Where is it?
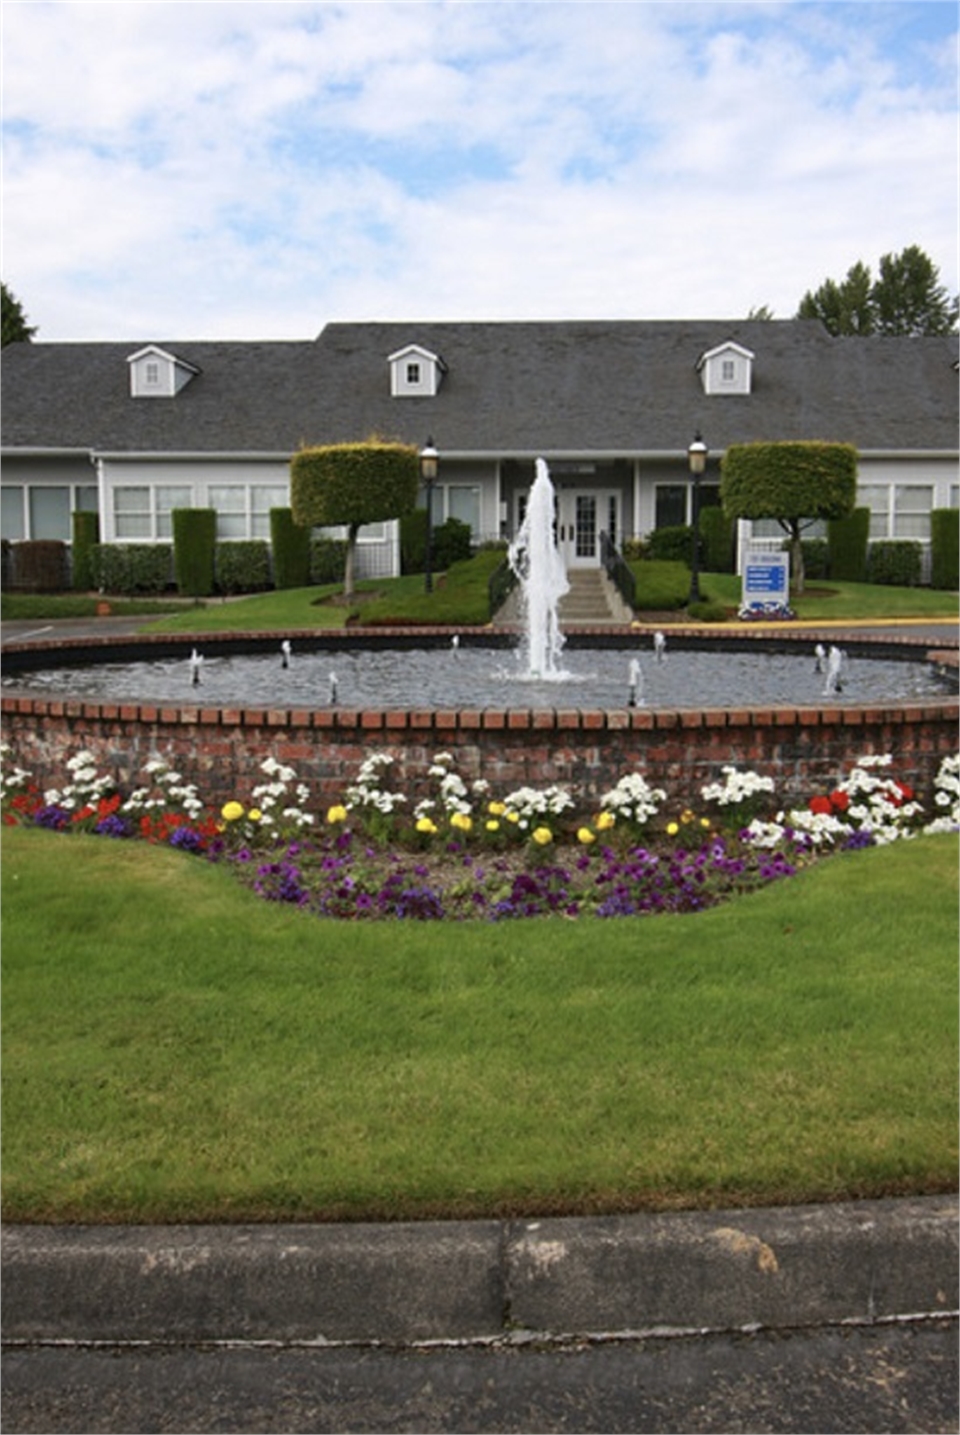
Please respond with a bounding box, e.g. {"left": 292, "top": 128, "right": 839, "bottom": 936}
{"left": 3, "top": 1197, "right": 956, "bottom": 1346}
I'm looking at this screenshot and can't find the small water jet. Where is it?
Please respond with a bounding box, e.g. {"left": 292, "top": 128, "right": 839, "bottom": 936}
{"left": 653, "top": 632, "right": 666, "bottom": 663}
{"left": 189, "top": 649, "right": 203, "bottom": 686}
{"left": 281, "top": 640, "right": 292, "bottom": 669}
{"left": 628, "top": 658, "right": 643, "bottom": 707}
{"left": 824, "top": 645, "right": 845, "bottom": 695}
{"left": 508, "top": 458, "right": 570, "bottom": 680}
{"left": 329, "top": 672, "right": 339, "bottom": 705}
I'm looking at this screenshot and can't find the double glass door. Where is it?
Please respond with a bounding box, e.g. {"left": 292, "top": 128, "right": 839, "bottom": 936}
{"left": 557, "top": 490, "right": 618, "bottom": 567}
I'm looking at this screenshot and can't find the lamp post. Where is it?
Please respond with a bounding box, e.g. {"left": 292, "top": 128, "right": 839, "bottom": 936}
{"left": 420, "top": 437, "right": 438, "bottom": 593}
{"left": 687, "top": 431, "right": 708, "bottom": 605}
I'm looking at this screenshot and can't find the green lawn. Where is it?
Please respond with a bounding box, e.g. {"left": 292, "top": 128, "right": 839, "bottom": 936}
{"left": 3, "top": 826, "right": 956, "bottom": 1224}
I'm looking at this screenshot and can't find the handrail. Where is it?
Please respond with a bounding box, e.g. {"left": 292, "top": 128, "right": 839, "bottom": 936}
{"left": 600, "top": 531, "right": 636, "bottom": 610}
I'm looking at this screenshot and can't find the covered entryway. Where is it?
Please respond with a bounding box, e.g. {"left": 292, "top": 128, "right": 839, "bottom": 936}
{"left": 557, "top": 489, "right": 619, "bottom": 568}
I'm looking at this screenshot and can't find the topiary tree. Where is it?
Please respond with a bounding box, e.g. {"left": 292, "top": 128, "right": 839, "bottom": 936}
{"left": 290, "top": 440, "right": 419, "bottom": 600}
{"left": 721, "top": 441, "right": 858, "bottom": 593}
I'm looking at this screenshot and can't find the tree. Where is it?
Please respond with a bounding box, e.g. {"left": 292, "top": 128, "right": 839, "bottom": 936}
{"left": 721, "top": 441, "right": 858, "bottom": 594}
{"left": 872, "top": 245, "right": 959, "bottom": 336}
{"left": 290, "top": 439, "right": 419, "bottom": 600}
{"left": 797, "top": 260, "right": 874, "bottom": 335}
{"left": 2, "top": 283, "right": 37, "bottom": 345}
{"left": 796, "top": 246, "right": 958, "bottom": 336}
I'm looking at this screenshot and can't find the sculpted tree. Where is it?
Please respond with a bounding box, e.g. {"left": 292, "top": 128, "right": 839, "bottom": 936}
{"left": 721, "top": 442, "right": 858, "bottom": 594}
{"left": 290, "top": 439, "right": 419, "bottom": 601}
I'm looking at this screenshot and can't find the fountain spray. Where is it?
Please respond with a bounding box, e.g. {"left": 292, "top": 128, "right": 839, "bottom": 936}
{"left": 508, "top": 458, "right": 570, "bottom": 680}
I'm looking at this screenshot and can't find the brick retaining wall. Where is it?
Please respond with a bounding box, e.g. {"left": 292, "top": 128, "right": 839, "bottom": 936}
{"left": 3, "top": 693, "right": 956, "bottom": 812}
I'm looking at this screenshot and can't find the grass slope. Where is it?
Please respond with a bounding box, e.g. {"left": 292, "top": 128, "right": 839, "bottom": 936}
{"left": 2, "top": 828, "right": 956, "bottom": 1224}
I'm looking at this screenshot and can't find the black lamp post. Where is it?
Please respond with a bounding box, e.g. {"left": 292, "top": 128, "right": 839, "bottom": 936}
{"left": 420, "top": 437, "right": 438, "bottom": 593}
{"left": 687, "top": 432, "right": 708, "bottom": 605}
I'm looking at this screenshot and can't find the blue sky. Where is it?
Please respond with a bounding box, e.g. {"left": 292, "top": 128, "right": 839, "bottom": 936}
{"left": 2, "top": 1, "right": 956, "bottom": 340}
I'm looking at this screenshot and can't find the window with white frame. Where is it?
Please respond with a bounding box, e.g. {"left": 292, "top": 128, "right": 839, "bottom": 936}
{"left": 893, "top": 485, "right": 933, "bottom": 539}
{"left": 208, "top": 485, "right": 247, "bottom": 539}
{"left": 446, "top": 485, "right": 480, "bottom": 536}
{"left": 251, "top": 486, "right": 288, "bottom": 538}
{"left": 113, "top": 486, "right": 152, "bottom": 539}
{"left": 156, "top": 485, "right": 193, "bottom": 539}
{"left": 2, "top": 486, "right": 25, "bottom": 540}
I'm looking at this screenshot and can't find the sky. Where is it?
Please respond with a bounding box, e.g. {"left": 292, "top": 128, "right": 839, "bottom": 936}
{"left": 2, "top": 0, "right": 957, "bottom": 341}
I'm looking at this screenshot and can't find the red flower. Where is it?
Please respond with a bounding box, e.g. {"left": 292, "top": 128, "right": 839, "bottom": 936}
{"left": 829, "top": 790, "right": 850, "bottom": 812}
{"left": 809, "top": 795, "right": 833, "bottom": 815}
{"left": 894, "top": 781, "right": 914, "bottom": 804}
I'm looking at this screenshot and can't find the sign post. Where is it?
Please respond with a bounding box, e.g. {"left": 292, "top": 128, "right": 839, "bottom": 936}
{"left": 741, "top": 549, "right": 790, "bottom": 615}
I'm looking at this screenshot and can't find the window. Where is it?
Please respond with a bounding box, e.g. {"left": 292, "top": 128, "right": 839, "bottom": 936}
{"left": 655, "top": 485, "right": 687, "bottom": 529}
{"left": 145, "top": 361, "right": 161, "bottom": 387}
{"left": 2, "top": 486, "right": 25, "bottom": 540}
{"left": 858, "top": 485, "right": 889, "bottom": 539}
{"left": 251, "top": 487, "right": 288, "bottom": 538}
{"left": 950, "top": 485, "right": 959, "bottom": 510}
{"left": 406, "top": 362, "right": 420, "bottom": 385}
{"left": 721, "top": 359, "right": 736, "bottom": 382}
{"left": 156, "top": 485, "right": 193, "bottom": 539}
{"left": 28, "top": 487, "right": 71, "bottom": 540}
{"left": 208, "top": 485, "right": 247, "bottom": 539}
{"left": 447, "top": 485, "right": 480, "bottom": 536}
{"left": 114, "top": 486, "right": 152, "bottom": 539}
{"left": 893, "top": 485, "right": 933, "bottom": 539}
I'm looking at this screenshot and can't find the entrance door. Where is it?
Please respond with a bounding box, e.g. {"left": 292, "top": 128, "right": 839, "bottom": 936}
{"left": 558, "top": 491, "right": 617, "bottom": 567}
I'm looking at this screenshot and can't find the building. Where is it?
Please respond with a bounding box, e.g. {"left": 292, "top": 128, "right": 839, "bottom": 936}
{"left": 2, "top": 319, "right": 957, "bottom": 581}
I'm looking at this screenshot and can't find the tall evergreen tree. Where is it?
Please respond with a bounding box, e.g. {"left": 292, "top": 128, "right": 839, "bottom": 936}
{"left": 796, "top": 247, "right": 957, "bottom": 336}
{"left": 1, "top": 283, "right": 37, "bottom": 345}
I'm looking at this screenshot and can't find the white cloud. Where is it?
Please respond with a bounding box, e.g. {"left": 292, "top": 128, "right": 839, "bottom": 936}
{"left": 2, "top": 1, "right": 956, "bottom": 339}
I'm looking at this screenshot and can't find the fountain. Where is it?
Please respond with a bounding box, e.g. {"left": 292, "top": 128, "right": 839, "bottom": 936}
{"left": 508, "top": 459, "right": 569, "bottom": 680}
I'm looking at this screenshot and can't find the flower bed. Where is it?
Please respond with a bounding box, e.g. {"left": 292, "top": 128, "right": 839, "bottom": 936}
{"left": 3, "top": 744, "right": 957, "bottom": 922}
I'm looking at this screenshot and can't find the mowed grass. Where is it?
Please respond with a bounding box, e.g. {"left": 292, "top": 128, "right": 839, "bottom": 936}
{"left": 2, "top": 827, "right": 956, "bottom": 1224}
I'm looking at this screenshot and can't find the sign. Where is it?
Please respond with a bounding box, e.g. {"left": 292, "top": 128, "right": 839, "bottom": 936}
{"left": 741, "top": 549, "right": 789, "bottom": 610}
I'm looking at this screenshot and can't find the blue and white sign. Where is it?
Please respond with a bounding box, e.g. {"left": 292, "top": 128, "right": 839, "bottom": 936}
{"left": 741, "top": 549, "right": 790, "bottom": 610}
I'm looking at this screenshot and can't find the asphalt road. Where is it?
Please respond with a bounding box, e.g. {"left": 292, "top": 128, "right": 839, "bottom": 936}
{"left": 3, "top": 1319, "right": 957, "bottom": 1434}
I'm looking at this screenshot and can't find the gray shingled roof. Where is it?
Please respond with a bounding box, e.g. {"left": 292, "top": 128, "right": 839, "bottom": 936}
{"left": 3, "top": 320, "right": 957, "bottom": 456}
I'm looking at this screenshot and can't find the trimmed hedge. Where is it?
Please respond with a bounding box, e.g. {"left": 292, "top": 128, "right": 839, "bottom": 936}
{"left": 930, "top": 509, "right": 959, "bottom": 590}
{"left": 92, "top": 544, "right": 172, "bottom": 595}
{"left": 797, "top": 537, "right": 829, "bottom": 580}
{"left": 866, "top": 540, "right": 922, "bottom": 587}
{"left": 699, "top": 506, "right": 734, "bottom": 572}
{"left": 646, "top": 524, "right": 694, "bottom": 565}
{"left": 270, "top": 508, "right": 311, "bottom": 590}
{"left": 71, "top": 511, "right": 100, "bottom": 591}
{"left": 310, "top": 537, "right": 347, "bottom": 585}
{"left": 172, "top": 509, "right": 216, "bottom": 598}
{"left": 6, "top": 540, "right": 69, "bottom": 593}
{"left": 216, "top": 541, "right": 271, "bottom": 595}
{"left": 400, "top": 508, "right": 429, "bottom": 574}
{"left": 828, "top": 507, "right": 870, "bottom": 582}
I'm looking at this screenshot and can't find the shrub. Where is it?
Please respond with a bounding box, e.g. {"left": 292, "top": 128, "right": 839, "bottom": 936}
{"left": 828, "top": 507, "right": 870, "bottom": 582}
{"left": 9, "top": 540, "right": 69, "bottom": 592}
{"left": 172, "top": 509, "right": 216, "bottom": 598}
{"left": 92, "top": 544, "right": 172, "bottom": 595}
{"left": 699, "top": 506, "right": 734, "bottom": 572}
{"left": 216, "top": 541, "right": 271, "bottom": 595}
{"left": 631, "top": 559, "right": 691, "bottom": 610}
{"left": 866, "top": 540, "right": 922, "bottom": 587}
{"left": 0, "top": 539, "right": 9, "bottom": 590}
{"left": 310, "top": 537, "right": 347, "bottom": 585}
{"left": 797, "top": 537, "right": 829, "bottom": 580}
{"left": 432, "top": 516, "right": 473, "bottom": 571}
{"left": 647, "top": 525, "right": 694, "bottom": 565}
{"left": 71, "top": 511, "right": 100, "bottom": 591}
{"left": 400, "top": 508, "right": 429, "bottom": 574}
{"left": 270, "top": 508, "right": 311, "bottom": 590}
{"left": 930, "top": 509, "right": 959, "bottom": 590}
{"left": 687, "top": 600, "right": 729, "bottom": 622}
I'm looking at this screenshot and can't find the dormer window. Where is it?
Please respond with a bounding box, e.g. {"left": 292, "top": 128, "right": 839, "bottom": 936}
{"left": 696, "top": 341, "right": 754, "bottom": 395}
{"left": 388, "top": 343, "right": 446, "bottom": 397}
{"left": 127, "top": 344, "right": 200, "bottom": 398}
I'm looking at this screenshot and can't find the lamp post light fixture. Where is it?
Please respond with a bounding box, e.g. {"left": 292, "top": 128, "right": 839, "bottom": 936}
{"left": 687, "top": 431, "right": 708, "bottom": 605}
{"left": 420, "top": 436, "right": 438, "bottom": 593}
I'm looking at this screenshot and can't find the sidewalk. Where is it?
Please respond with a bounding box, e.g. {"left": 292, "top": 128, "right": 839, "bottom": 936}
{"left": 4, "top": 1197, "right": 957, "bottom": 1348}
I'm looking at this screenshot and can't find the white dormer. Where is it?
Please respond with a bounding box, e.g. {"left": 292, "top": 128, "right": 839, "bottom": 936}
{"left": 127, "top": 345, "right": 200, "bottom": 398}
{"left": 696, "top": 341, "right": 754, "bottom": 396}
{"left": 388, "top": 343, "right": 446, "bottom": 398}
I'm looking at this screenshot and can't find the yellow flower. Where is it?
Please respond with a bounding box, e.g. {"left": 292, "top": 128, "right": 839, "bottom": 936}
{"left": 451, "top": 812, "right": 473, "bottom": 833}
{"left": 248, "top": 808, "right": 262, "bottom": 823}
{"left": 221, "top": 800, "right": 244, "bottom": 822}
{"left": 416, "top": 816, "right": 438, "bottom": 835}
{"left": 577, "top": 827, "right": 596, "bottom": 845}
{"left": 596, "top": 810, "right": 616, "bottom": 831}
{"left": 486, "top": 819, "right": 500, "bottom": 833}
{"left": 488, "top": 800, "right": 506, "bottom": 817}
{"left": 700, "top": 816, "right": 712, "bottom": 829}
{"left": 666, "top": 821, "right": 679, "bottom": 836}
{"left": 506, "top": 810, "right": 521, "bottom": 825}
{"left": 532, "top": 826, "right": 553, "bottom": 846}
{"left": 681, "top": 808, "right": 695, "bottom": 825}
{"left": 326, "top": 804, "right": 348, "bottom": 824}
